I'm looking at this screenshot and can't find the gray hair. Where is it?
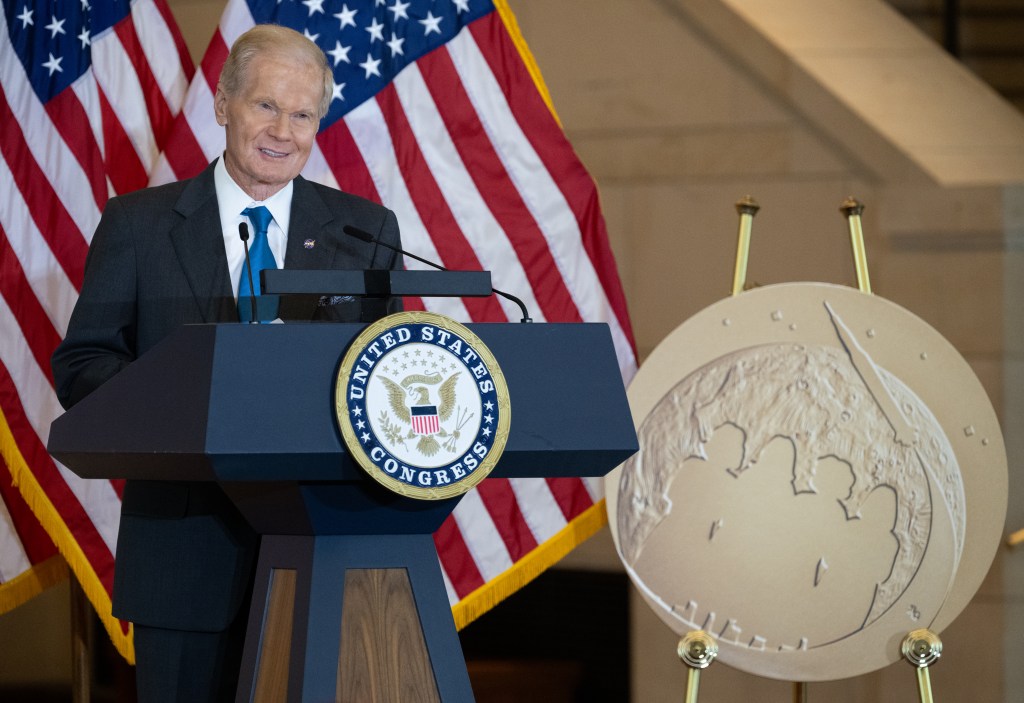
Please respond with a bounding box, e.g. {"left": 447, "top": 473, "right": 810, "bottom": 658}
{"left": 219, "top": 24, "right": 333, "bottom": 119}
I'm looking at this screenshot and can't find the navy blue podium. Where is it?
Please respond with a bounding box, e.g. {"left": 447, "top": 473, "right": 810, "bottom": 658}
{"left": 48, "top": 321, "right": 637, "bottom": 702}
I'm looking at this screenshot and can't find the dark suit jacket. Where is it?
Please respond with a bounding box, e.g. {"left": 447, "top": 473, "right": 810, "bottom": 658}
{"left": 51, "top": 160, "right": 402, "bottom": 631}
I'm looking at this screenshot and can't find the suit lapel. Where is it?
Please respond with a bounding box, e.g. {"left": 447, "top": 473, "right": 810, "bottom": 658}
{"left": 284, "top": 176, "right": 337, "bottom": 270}
{"left": 278, "top": 176, "right": 339, "bottom": 320}
{"left": 168, "top": 161, "right": 236, "bottom": 323}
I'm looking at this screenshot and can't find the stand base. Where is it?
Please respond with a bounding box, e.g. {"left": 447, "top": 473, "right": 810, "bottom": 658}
{"left": 235, "top": 534, "right": 475, "bottom": 703}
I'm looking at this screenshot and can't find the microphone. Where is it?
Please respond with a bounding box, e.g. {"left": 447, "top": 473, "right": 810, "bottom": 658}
{"left": 343, "top": 225, "right": 533, "bottom": 323}
{"left": 238, "top": 222, "right": 258, "bottom": 324}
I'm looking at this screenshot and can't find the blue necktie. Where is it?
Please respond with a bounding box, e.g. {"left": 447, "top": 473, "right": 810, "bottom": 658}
{"left": 239, "top": 206, "right": 279, "bottom": 322}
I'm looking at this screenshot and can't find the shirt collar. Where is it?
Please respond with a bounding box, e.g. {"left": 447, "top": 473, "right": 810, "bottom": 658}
{"left": 214, "top": 156, "right": 294, "bottom": 234}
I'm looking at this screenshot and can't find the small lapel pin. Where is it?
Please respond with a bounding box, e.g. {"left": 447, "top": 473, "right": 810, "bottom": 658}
{"left": 303, "top": 238, "right": 316, "bottom": 249}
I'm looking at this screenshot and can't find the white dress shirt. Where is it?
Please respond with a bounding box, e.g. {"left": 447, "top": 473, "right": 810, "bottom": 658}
{"left": 214, "top": 157, "right": 293, "bottom": 300}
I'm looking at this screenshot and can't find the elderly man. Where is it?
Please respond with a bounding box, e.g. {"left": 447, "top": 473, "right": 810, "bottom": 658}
{"left": 51, "top": 25, "right": 402, "bottom": 701}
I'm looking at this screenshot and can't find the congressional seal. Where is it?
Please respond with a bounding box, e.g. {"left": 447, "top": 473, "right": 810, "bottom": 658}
{"left": 335, "top": 311, "right": 510, "bottom": 500}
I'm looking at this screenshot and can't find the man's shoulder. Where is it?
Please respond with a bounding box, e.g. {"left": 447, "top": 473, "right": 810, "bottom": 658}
{"left": 300, "top": 178, "right": 390, "bottom": 215}
{"left": 112, "top": 178, "right": 191, "bottom": 208}
{"left": 108, "top": 163, "right": 215, "bottom": 214}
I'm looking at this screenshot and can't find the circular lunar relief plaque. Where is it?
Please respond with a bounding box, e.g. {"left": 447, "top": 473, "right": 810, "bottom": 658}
{"left": 605, "top": 283, "right": 1007, "bottom": 682}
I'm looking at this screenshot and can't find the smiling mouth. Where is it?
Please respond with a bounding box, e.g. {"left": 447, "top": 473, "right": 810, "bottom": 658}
{"left": 259, "top": 147, "right": 289, "bottom": 158}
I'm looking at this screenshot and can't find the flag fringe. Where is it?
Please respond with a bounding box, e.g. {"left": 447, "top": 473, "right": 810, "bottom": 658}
{"left": 0, "top": 553, "right": 68, "bottom": 614}
{"left": 451, "top": 498, "right": 608, "bottom": 630}
{"left": 0, "top": 409, "right": 135, "bottom": 664}
{"left": 493, "top": 0, "right": 562, "bottom": 127}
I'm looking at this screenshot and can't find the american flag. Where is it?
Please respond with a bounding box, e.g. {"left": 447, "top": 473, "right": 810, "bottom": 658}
{"left": 0, "top": 0, "right": 192, "bottom": 659}
{"left": 3, "top": 0, "right": 637, "bottom": 660}
{"left": 154, "top": 0, "right": 637, "bottom": 638}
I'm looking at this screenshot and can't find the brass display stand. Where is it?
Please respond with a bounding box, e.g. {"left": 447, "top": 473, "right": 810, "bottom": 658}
{"left": 666, "top": 197, "right": 944, "bottom": 703}
{"left": 677, "top": 631, "right": 718, "bottom": 703}
{"left": 731, "top": 196, "right": 759, "bottom": 296}
{"left": 840, "top": 197, "right": 872, "bottom": 294}
{"left": 902, "top": 629, "right": 942, "bottom": 703}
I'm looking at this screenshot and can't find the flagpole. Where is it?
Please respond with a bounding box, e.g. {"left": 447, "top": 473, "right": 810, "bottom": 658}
{"left": 70, "top": 574, "right": 93, "bottom": 703}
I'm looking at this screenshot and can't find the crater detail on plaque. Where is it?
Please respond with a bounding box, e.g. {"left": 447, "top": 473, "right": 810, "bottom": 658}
{"left": 617, "top": 303, "right": 964, "bottom": 654}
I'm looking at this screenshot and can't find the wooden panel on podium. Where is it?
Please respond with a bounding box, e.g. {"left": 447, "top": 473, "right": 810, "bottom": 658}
{"left": 253, "top": 568, "right": 297, "bottom": 703}
{"left": 338, "top": 568, "right": 441, "bottom": 703}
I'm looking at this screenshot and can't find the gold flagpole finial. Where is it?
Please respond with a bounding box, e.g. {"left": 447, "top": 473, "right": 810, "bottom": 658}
{"left": 732, "top": 196, "right": 760, "bottom": 297}
{"left": 840, "top": 197, "right": 872, "bottom": 294}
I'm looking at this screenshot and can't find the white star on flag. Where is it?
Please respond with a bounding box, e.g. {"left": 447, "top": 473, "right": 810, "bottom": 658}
{"left": 419, "top": 11, "right": 442, "bottom": 35}
{"left": 386, "top": 32, "right": 405, "bottom": 56}
{"left": 334, "top": 4, "right": 358, "bottom": 29}
{"left": 359, "top": 53, "right": 382, "bottom": 78}
{"left": 388, "top": 0, "right": 411, "bottom": 21}
{"left": 42, "top": 52, "right": 63, "bottom": 75}
{"left": 365, "top": 17, "right": 384, "bottom": 41}
{"left": 302, "top": 0, "right": 325, "bottom": 16}
{"left": 327, "top": 40, "right": 351, "bottom": 65}
{"left": 45, "top": 15, "right": 66, "bottom": 38}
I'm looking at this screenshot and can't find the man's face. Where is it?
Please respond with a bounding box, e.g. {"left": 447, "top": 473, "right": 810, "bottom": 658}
{"left": 214, "top": 51, "right": 323, "bottom": 200}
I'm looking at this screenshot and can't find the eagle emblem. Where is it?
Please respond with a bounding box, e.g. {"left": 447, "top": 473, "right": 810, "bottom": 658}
{"left": 379, "top": 371, "right": 464, "bottom": 457}
{"left": 335, "top": 311, "right": 510, "bottom": 500}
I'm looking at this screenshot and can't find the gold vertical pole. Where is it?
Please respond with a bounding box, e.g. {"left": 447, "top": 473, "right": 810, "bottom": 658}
{"left": 840, "top": 197, "right": 872, "bottom": 294}
{"left": 685, "top": 668, "right": 702, "bottom": 703}
{"left": 792, "top": 681, "right": 807, "bottom": 703}
{"left": 916, "top": 668, "right": 934, "bottom": 703}
{"left": 678, "top": 631, "right": 717, "bottom": 703}
{"left": 732, "top": 196, "right": 760, "bottom": 296}
{"left": 902, "top": 629, "right": 941, "bottom": 703}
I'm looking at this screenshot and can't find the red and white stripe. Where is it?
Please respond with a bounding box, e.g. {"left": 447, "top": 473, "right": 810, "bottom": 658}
{"left": 0, "top": 0, "right": 193, "bottom": 658}
{"left": 411, "top": 413, "right": 441, "bottom": 436}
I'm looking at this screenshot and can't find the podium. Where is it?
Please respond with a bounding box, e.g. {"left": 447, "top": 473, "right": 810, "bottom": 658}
{"left": 48, "top": 320, "right": 637, "bottom": 702}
